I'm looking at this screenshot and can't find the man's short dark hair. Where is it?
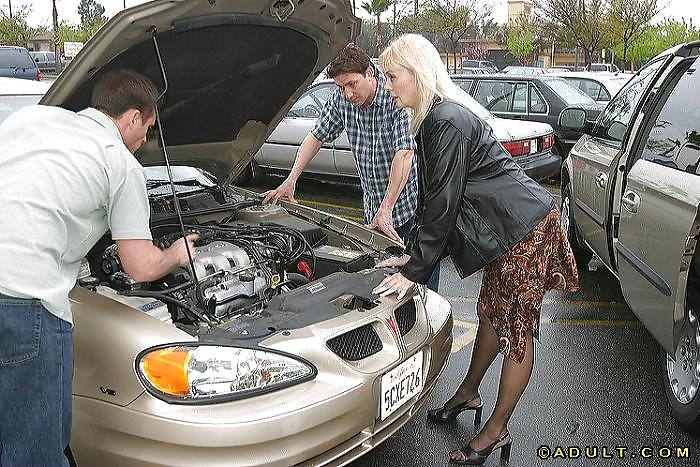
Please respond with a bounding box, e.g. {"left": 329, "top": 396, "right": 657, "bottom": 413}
{"left": 90, "top": 69, "right": 159, "bottom": 119}
{"left": 327, "top": 44, "right": 372, "bottom": 78}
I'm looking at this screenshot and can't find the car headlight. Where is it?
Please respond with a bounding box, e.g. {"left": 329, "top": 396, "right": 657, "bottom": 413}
{"left": 136, "top": 344, "right": 316, "bottom": 404}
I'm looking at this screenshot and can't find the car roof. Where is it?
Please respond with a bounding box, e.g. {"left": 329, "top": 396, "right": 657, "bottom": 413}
{"left": 0, "top": 76, "right": 52, "bottom": 95}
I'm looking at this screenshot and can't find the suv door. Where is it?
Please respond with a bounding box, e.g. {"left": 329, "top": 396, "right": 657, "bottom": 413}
{"left": 259, "top": 82, "right": 338, "bottom": 175}
{"left": 617, "top": 55, "right": 700, "bottom": 355}
{"left": 568, "top": 58, "right": 667, "bottom": 269}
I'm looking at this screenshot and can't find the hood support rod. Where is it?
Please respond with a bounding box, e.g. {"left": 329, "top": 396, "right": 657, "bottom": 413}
{"left": 149, "top": 30, "right": 214, "bottom": 326}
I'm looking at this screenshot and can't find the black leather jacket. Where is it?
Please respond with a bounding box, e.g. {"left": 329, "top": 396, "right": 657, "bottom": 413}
{"left": 401, "top": 98, "right": 555, "bottom": 284}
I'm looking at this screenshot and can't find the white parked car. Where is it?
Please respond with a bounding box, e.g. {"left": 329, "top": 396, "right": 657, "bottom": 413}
{"left": 549, "top": 71, "right": 631, "bottom": 108}
{"left": 252, "top": 79, "right": 559, "bottom": 182}
{"left": 0, "top": 77, "right": 51, "bottom": 125}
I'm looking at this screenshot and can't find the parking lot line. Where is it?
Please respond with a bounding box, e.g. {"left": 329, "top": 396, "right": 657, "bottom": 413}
{"left": 444, "top": 295, "right": 628, "bottom": 309}
{"left": 297, "top": 199, "right": 364, "bottom": 213}
{"left": 546, "top": 318, "right": 642, "bottom": 327}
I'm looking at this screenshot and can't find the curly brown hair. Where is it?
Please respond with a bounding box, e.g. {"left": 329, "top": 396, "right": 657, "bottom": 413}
{"left": 327, "top": 44, "right": 372, "bottom": 78}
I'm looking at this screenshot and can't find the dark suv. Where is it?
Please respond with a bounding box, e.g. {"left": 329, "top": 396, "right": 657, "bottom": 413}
{"left": 452, "top": 74, "right": 600, "bottom": 158}
{"left": 0, "top": 46, "right": 42, "bottom": 81}
{"left": 560, "top": 41, "right": 700, "bottom": 429}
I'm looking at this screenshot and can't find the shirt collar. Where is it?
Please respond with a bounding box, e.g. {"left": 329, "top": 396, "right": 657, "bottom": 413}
{"left": 362, "top": 67, "right": 391, "bottom": 110}
{"left": 77, "top": 107, "right": 123, "bottom": 141}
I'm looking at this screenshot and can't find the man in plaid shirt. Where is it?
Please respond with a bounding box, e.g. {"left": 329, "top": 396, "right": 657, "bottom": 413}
{"left": 262, "top": 44, "right": 439, "bottom": 291}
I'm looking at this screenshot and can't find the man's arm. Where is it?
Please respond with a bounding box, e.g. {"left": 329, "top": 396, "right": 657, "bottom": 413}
{"left": 261, "top": 133, "right": 323, "bottom": 204}
{"left": 365, "top": 149, "right": 413, "bottom": 242}
{"left": 116, "top": 234, "right": 198, "bottom": 282}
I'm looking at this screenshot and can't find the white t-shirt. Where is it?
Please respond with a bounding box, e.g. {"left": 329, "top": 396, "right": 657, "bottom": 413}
{"left": 0, "top": 106, "right": 152, "bottom": 323}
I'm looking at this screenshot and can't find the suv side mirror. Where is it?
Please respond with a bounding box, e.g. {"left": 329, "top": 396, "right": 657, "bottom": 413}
{"left": 559, "top": 108, "right": 587, "bottom": 130}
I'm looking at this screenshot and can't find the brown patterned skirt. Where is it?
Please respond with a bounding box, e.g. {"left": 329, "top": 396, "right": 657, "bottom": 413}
{"left": 476, "top": 207, "right": 579, "bottom": 363}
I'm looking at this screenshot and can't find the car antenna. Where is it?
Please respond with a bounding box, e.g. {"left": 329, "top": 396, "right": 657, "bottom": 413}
{"left": 149, "top": 32, "right": 214, "bottom": 326}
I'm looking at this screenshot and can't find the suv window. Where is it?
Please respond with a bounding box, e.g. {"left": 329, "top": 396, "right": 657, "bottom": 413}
{"left": 288, "top": 83, "right": 334, "bottom": 118}
{"left": 0, "top": 48, "right": 35, "bottom": 68}
{"left": 594, "top": 58, "right": 666, "bottom": 144}
{"left": 639, "top": 57, "right": 700, "bottom": 175}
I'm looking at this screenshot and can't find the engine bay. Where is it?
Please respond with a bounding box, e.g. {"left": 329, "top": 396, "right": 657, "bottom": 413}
{"left": 81, "top": 181, "right": 397, "bottom": 336}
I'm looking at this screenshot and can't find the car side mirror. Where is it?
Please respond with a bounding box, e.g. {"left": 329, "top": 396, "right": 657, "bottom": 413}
{"left": 559, "top": 108, "right": 587, "bottom": 130}
{"left": 607, "top": 121, "right": 627, "bottom": 141}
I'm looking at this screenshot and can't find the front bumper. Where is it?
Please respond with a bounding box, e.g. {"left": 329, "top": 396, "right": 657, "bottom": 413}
{"left": 71, "top": 291, "right": 453, "bottom": 467}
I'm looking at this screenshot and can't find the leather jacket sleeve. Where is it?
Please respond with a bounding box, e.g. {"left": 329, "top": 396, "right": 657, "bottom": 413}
{"left": 401, "top": 118, "right": 469, "bottom": 284}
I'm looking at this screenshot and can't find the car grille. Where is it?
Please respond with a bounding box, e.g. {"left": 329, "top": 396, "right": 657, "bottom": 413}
{"left": 395, "top": 300, "right": 417, "bottom": 337}
{"left": 327, "top": 323, "right": 383, "bottom": 361}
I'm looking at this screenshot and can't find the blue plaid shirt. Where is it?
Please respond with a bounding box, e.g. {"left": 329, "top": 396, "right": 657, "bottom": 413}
{"left": 311, "top": 71, "right": 418, "bottom": 227}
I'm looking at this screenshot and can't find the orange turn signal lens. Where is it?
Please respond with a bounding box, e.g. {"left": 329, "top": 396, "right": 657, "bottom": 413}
{"left": 140, "top": 347, "right": 191, "bottom": 396}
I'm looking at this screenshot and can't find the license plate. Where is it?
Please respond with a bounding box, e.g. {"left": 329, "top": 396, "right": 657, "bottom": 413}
{"left": 380, "top": 351, "right": 424, "bottom": 420}
{"left": 530, "top": 138, "right": 538, "bottom": 154}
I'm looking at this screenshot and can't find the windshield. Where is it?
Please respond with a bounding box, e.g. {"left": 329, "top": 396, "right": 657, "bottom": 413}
{"left": 0, "top": 95, "right": 42, "bottom": 125}
{"left": 143, "top": 166, "right": 216, "bottom": 186}
{"left": 542, "top": 78, "right": 597, "bottom": 105}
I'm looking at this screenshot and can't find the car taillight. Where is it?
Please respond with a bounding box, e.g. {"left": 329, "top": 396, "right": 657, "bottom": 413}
{"left": 502, "top": 140, "right": 532, "bottom": 157}
{"left": 37, "top": 70, "right": 42, "bottom": 81}
{"left": 541, "top": 133, "right": 555, "bottom": 150}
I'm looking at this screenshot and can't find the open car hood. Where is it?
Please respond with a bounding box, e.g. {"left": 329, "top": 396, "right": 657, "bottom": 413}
{"left": 41, "top": 0, "right": 359, "bottom": 182}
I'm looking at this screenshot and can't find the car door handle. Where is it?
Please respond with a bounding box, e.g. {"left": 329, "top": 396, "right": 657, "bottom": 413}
{"left": 621, "top": 191, "right": 640, "bottom": 213}
{"left": 594, "top": 172, "right": 608, "bottom": 189}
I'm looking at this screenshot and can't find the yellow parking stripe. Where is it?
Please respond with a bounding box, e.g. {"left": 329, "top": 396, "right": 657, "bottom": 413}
{"left": 297, "top": 199, "right": 364, "bottom": 213}
{"left": 444, "top": 295, "right": 628, "bottom": 309}
{"left": 546, "top": 318, "right": 642, "bottom": 327}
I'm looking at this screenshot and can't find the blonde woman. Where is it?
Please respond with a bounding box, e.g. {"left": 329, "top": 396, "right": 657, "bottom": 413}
{"left": 372, "top": 34, "right": 579, "bottom": 465}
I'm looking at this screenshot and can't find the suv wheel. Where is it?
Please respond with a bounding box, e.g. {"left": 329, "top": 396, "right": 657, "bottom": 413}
{"left": 560, "top": 183, "right": 593, "bottom": 267}
{"left": 662, "top": 305, "right": 700, "bottom": 430}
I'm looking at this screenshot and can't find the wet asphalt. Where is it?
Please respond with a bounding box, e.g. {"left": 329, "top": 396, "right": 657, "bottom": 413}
{"left": 243, "top": 175, "right": 700, "bottom": 467}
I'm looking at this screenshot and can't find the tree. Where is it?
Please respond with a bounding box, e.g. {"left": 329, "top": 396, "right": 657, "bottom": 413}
{"left": 503, "top": 15, "right": 540, "bottom": 65}
{"left": 0, "top": 6, "right": 44, "bottom": 47}
{"left": 606, "top": 0, "right": 659, "bottom": 68}
{"left": 624, "top": 19, "right": 700, "bottom": 68}
{"left": 78, "top": 0, "right": 106, "bottom": 27}
{"left": 535, "top": 0, "right": 610, "bottom": 66}
{"left": 426, "top": 0, "right": 491, "bottom": 73}
{"left": 362, "top": 0, "right": 392, "bottom": 54}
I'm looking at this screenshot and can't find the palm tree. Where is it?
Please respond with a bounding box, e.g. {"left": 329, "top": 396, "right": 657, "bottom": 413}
{"left": 362, "top": 0, "right": 392, "bottom": 54}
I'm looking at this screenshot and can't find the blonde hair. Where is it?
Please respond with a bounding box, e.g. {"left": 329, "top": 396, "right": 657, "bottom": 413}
{"left": 379, "top": 34, "right": 465, "bottom": 133}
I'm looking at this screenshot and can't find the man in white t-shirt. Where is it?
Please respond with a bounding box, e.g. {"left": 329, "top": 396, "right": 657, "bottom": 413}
{"left": 0, "top": 69, "right": 196, "bottom": 466}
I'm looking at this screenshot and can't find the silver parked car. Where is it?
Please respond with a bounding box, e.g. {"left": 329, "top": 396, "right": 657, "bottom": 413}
{"left": 560, "top": 41, "right": 700, "bottom": 429}
{"left": 549, "top": 71, "right": 631, "bottom": 108}
{"left": 37, "top": 1, "right": 453, "bottom": 465}
{"left": 253, "top": 79, "right": 560, "bottom": 182}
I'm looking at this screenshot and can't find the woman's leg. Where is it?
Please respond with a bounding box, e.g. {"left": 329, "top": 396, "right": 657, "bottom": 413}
{"left": 450, "top": 331, "right": 534, "bottom": 461}
{"left": 441, "top": 307, "right": 501, "bottom": 408}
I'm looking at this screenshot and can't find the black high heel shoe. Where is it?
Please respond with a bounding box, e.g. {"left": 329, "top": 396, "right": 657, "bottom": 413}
{"left": 449, "top": 431, "right": 512, "bottom": 465}
{"left": 426, "top": 394, "right": 483, "bottom": 425}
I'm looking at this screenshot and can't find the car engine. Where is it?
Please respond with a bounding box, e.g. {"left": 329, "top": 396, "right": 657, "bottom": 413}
{"left": 83, "top": 196, "right": 379, "bottom": 330}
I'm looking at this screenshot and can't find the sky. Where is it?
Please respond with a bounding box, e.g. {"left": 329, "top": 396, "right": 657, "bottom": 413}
{"left": 4, "top": 0, "right": 700, "bottom": 29}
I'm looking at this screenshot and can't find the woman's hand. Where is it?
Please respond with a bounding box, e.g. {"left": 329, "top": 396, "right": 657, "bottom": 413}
{"left": 372, "top": 272, "right": 415, "bottom": 300}
{"left": 375, "top": 254, "right": 411, "bottom": 268}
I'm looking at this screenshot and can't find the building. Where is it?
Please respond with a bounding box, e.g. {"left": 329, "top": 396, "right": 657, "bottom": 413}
{"left": 507, "top": 0, "right": 533, "bottom": 24}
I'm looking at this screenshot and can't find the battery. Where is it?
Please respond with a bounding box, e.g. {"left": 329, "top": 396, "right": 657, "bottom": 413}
{"left": 300, "top": 244, "right": 373, "bottom": 279}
